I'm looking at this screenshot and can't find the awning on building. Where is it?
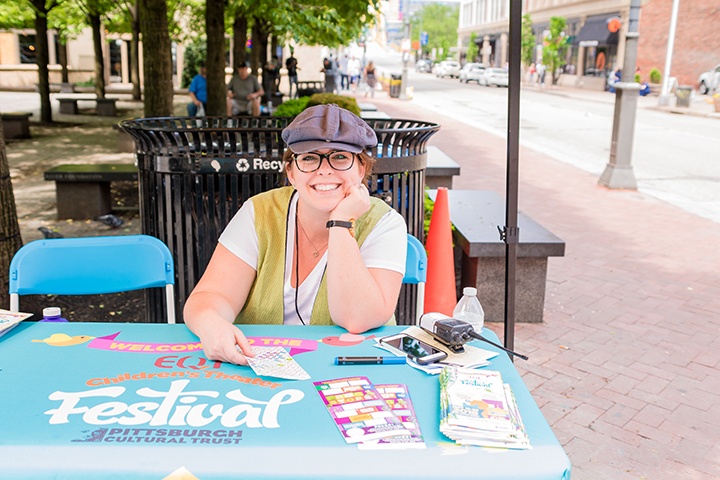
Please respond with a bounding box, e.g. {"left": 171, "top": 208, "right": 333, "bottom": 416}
{"left": 574, "top": 14, "right": 620, "bottom": 47}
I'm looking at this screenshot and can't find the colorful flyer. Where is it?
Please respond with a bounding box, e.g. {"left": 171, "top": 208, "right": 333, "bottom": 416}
{"left": 358, "top": 384, "right": 426, "bottom": 449}
{"left": 314, "top": 376, "right": 410, "bottom": 444}
{"left": 246, "top": 346, "right": 310, "bottom": 380}
{"left": 0, "top": 309, "right": 32, "bottom": 338}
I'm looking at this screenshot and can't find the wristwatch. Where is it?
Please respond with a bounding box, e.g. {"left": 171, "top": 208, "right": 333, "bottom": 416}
{"left": 326, "top": 219, "right": 355, "bottom": 237}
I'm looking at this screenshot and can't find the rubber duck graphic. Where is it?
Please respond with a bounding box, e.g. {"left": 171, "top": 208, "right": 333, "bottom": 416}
{"left": 319, "top": 333, "right": 375, "bottom": 347}
{"left": 32, "top": 333, "right": 94, "bottom": 347}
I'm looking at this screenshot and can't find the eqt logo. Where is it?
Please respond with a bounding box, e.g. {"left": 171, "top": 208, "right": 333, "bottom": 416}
{"left": 154, "top": 355, "right": 222, "bottom": 370}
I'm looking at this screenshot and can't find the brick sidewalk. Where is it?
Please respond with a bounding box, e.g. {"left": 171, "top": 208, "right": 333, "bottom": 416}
{"left": 367, "top": 95, "right": 720, "bottom": 479}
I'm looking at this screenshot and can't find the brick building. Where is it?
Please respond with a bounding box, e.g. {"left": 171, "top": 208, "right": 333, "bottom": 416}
{"left": 636, "top": 0, "right": 720, "bottom": 87}
{"left": 457, "top": 0, "right": 720, "bottom": 90}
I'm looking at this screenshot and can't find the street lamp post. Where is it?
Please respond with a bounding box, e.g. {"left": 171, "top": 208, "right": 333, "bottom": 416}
{"left": 399, "top": 19, "right": 411, "bottom": 100}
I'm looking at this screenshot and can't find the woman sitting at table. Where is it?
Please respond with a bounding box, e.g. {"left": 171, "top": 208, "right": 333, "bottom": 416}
{"left": 184, "top": 104, "right": 408, "bottom": 365}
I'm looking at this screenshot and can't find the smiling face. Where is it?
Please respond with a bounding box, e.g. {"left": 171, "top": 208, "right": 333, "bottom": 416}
{"left": 286, "top": 148, "right": 366, "bottom": 214}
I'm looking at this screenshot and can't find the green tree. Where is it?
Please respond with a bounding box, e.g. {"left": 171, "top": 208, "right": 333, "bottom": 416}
{"left": 139, "top": 0, "right": 173, "bottom": 116}
{"left": 410, "top": 3, "right": 458, "bottom": 58}
{"left": 521, "top": 13, "right": 535, "bottom": 67}
{"left": 466, "top": 32, "right": 478, "bottom": 63}
{"left": 542, "top": 16, "right": 568, "bottom": 86}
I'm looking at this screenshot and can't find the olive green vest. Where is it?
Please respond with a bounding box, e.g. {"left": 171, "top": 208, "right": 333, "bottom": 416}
{"left": 235, "top": 186, "right": 393, "bottom": 325}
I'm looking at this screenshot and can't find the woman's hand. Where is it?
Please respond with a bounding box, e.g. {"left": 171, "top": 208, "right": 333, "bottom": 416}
{"left": 330, "top": 183, "right": 370, "bottom": 221}
{"left": 195, "top": 314, "right": 255, "bottom": 366}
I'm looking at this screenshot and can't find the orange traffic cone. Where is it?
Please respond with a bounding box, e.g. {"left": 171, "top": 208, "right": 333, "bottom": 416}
{"left": 423, "top": 187, "right": 456, "bottom": 315}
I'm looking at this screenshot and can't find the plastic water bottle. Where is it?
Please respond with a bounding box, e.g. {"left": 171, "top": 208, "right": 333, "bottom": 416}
{"left": 453, "top": 287, "right": 484, "bottom": 332}
{"left": 41, "top": 307, "right": 68, "bottom": 323}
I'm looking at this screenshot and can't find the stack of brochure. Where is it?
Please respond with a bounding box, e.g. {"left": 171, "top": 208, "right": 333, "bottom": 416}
{"left": 439, "top": 366, "right": 531, "bottom": 449}
{"left": 0, "top": 309, "right": 32, "bottom": 338}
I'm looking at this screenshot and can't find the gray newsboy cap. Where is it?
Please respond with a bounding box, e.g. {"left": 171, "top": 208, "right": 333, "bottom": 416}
{"left": 282, "top": 104, "right": 377, "bottom": 154}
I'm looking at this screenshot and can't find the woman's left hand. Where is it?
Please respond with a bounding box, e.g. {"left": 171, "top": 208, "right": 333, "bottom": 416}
{"left": 331, "top": 183, "right": 371, "bottom": 220}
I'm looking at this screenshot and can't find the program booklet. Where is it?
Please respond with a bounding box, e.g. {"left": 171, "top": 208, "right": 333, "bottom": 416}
{"left": 314, "top": 376, "right": 410, "bottom": 444}
{"left": 0, "top": 309, "right": 33, "bottom": 339}
{"left": 439, "top": 366, "right": 530, "bottom": 449}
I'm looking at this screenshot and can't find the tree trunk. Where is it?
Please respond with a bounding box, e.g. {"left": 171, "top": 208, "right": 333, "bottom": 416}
{"left": 250, "top": 19, "right": 262, "bottom": 73}
{"left": 32, "top": 1, "right": 52, "bottom": 123}
{"left": 58, "top": 41, "right": 69, "bottom": 84}
{"left": 138, "top": 0, "right": 174, "bottom": 117}
{"left": 232, "top": 14, "right": 247, "bottom": 70}
{"left": 0, "top": 118, "right": 24, "bottom": 309}
{"left": 90, "top": 13, "right": 106, "bottom": 99}
{"left": 206, "top": 0, "right": 225, "bottom": 116}
{"left": 130, "top": 3, "right": 141, "bottom": 100}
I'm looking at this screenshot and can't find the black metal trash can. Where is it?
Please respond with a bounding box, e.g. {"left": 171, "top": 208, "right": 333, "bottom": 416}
{"left": 389, "top": 74, "right": 402, "bottom": 98}
{"left": 120, "top": 116, "right": 439, "bottom": 324}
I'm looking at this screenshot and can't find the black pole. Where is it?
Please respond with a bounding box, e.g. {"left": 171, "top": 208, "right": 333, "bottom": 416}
{"left": 503, "top": 0, "right": 522, "bottom": 361}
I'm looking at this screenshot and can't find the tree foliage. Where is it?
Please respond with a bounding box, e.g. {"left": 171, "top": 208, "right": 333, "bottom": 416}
{"left": 521, "top": 13, "right": 535, "bottom": 67}
{"left": 410, "top": 3, "right": 459, "bottom": 58}
{"left": 466, "top": 32, "right": 478, "bottom": 63}
{"left": 542, "top": 16, "right": 568, "bottom": 85}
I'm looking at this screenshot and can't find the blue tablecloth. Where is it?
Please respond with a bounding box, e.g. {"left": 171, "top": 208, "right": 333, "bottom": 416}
{"left": 0, "top": 322, "right": 571, "bottom": 479}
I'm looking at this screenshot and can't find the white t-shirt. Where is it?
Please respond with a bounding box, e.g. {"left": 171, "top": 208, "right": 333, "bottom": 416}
{"left": 219, "top": 194, "right": 407, "bottom": 325}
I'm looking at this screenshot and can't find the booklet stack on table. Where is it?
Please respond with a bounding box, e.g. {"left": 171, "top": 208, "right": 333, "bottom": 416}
{"left": 439, "top": 366, "right": 531, "bottom": 449}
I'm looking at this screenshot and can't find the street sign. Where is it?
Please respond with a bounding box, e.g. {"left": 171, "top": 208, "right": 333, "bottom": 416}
{"left": 420, "top": 32, "right": 429, "bottom": 46}
{"left": 401, "top": 39, "right": 411, "bottom": 52}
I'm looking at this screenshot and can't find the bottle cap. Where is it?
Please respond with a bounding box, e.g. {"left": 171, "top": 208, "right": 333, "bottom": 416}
{"left": 463, "top": 287, "right": 477, "bottom": 296}
{"left": 43, "top": 307, "right": 62, "bottom": 318}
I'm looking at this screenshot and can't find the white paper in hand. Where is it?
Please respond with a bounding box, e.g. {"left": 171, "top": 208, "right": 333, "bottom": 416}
{"left": 246, "top": 346, "right": 310, "bottom": 380}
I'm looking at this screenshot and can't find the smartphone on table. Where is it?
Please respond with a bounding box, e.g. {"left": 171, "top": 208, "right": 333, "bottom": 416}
{"left": 379, "top": 334, "right": 448, "bottom": 365}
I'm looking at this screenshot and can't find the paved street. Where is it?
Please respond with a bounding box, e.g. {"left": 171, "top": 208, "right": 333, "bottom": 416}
{"left": 369, "top": 44, "right": 720, "bottom": 224}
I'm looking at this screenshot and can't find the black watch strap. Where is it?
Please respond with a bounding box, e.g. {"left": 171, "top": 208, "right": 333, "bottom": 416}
{"left": 326, "top": 220, "right": 353, "bottom": 229}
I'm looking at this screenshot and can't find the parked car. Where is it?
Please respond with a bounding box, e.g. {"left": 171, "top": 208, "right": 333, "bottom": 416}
{"left": 415, "top": 59, "right": 433, "bottom": 73}
{"left": 435, "top": 60, "right": 461, "bottom": 79}
{"left": 458, "top": 63, "right": 485, "bottom": 83}
{"left": 464, "top": 65, "right": 487, "bottom": 84}
{"left": 479, "top": 67, "right": 509, "bottom": 87}
{"left": 698, "top": 63, "right": 720, "bottom": 94}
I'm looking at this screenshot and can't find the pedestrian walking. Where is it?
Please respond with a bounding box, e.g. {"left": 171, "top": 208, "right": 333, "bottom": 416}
{"left": 286, "top": 53, "right": 299, "bottom": 99}
{"left": 364, "top": 61, "right": 377, "bottom": 98}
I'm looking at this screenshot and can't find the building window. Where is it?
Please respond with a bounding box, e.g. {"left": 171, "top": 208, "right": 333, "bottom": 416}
{"left": 19, "top": 34, "right": 37, "bottom": 64}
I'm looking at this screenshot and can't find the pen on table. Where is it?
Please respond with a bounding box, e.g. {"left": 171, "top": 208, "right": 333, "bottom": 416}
{"left": 335, "top": 356, "right": 406, "bottom": 365}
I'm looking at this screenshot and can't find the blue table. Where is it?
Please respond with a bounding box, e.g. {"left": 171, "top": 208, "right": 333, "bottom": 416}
{"left": 0, "top": 323, "right": 571, "bottom": 479}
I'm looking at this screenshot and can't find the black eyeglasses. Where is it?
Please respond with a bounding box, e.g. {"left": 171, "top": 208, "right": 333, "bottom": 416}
{"left": 292, "top": 151, "right": 355, "bottom": 173}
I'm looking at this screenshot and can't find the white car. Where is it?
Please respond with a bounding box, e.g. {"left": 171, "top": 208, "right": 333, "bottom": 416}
{"left": 479, "top": 67, "right": 509, "bottom": 87}
{"left": 698, "top": 63, "right": 720, "bottom": 94}
{"left": 435, "top": 60, "right": 461, "bottom": 79}
{"left": 459, "top": 63, "right": 485, "bottom": 83}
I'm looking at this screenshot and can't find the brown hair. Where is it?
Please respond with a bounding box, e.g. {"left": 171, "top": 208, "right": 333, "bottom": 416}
{"left": 282, "top": 148, "right": 376, "bottom": 184}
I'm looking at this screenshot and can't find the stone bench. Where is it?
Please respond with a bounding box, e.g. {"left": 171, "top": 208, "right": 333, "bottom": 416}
{"left": 44, "top": 164, "right": 138, "bottom": 219}
{"left": 1, "top": 112, "right": 32, "bottom": 140}
{"left": 428, "top": 189, "right": 565, "bottom": 323}
{"left": 357, "top": 102, "right": 378, "bottom": 112}
{"left": 57, "top": 96, "right": 118, "bottom": 116}
{"left": 426, "top": 146, "right": 460, "bottom": 189}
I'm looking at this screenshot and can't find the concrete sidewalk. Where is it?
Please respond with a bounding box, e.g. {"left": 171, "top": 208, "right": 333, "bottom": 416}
{"left": 363, "top": 93, "right": 720, "bottom": 479}
{"left": 527, "top": 82, "right": 720, "bottom": 120}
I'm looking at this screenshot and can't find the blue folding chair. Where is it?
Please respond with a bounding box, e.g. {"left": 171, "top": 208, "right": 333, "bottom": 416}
{"left": 9, "top": 235, "right": 176, "bottom": 323}
{"left": 403, "top": 234, "right": 427, "bottom": 324}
